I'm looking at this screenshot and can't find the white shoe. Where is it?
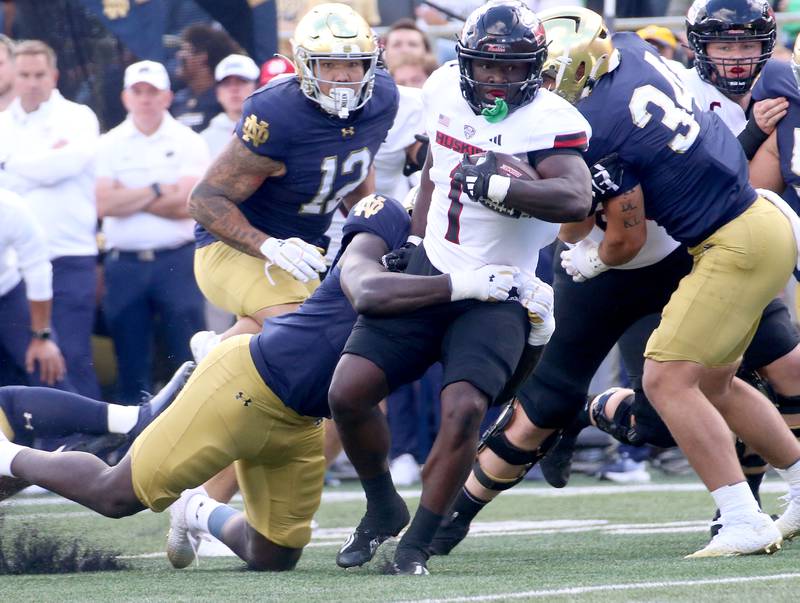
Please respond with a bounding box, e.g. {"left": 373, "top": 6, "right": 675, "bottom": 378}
{"left": 190, "top": 330, "right": 221, "bottom": 363}
{"left": 775, "top": 495, "right": 800, "bottom": 541}
{"left": 598, "top": 457, "right": 651, "bottom": 484}
{"left": 390, "top": 453, "right": 421, "bottom": 487}
{"left": 166, "top": 489, "right": 202, "bottom": 569}
{"left": 686, "top": 512, "right": 782, "bottom": 558}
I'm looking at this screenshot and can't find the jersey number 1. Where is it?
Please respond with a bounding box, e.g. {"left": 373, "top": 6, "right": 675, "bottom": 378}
{"left": 445, "top": 164, "right": 463, "bottom": 244}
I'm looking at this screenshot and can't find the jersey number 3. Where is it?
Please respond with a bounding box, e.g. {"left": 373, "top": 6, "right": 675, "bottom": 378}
{"left": 300, "top": 147, "right": 372, "bottom": 215}
{"left": 629, "top": 53, "right": 700, "bottom": 153}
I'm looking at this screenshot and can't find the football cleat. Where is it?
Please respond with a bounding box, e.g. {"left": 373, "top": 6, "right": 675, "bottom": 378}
{"left": 166, "top": 489, "right": 201, "bottom": 569}
{"left": 132, "top": 361, "right": 196, "bottom": 439}
{"left": 540, "top": 423, "right": 583, "bottom": 488}
{"left": 775, "top": 494, "right": 800, "bottom": 541}
{"left": 0, "top": 476, "right": 30, "bottom": 502}
{"left": 428, "top": 512, "right": 470, "bottom": 556}
{"left": 389, "top": 547, "right": 430, "bottom": 575}
{"left": 336, "top": 504, "right": 410, "bottom": 568}
{"left": 686, "top": 512, "right": 782, "bottom": 558}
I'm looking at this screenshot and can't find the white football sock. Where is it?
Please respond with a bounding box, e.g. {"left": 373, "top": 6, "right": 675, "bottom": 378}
{"left": 0, "top": 437, "right": 26, "bottom": 477}
{"left": 185, "top": 492, "right": 224, "bottom": 534}
{"left": 775, "top": 457, "right": 800, "bottom": 499}
{"left": 711, "top": 481, "right": 761, "bottom": 521}
{"left": 107, "top": 404, "right": 140, "bottom": 434}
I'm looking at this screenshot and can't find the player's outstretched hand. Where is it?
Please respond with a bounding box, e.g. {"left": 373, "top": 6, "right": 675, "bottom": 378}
{"left": 560, "top": 238, "right": 609, "bottom": 283}
{"left": 519, "top": 276, "right": 555, "bottom": 347}
{"left": 381, "top": 240, "right": 418, "bottom": 272}
{"left": 753, "top": 97, "right": 788, "bottom": 136}
{"left": 449, "top": 264, "right": 518, "bottom": 302}
{"left": 453, "top": 151, "right": 497, "bottom": 202}
{"left": 261, "top": 237, "right": 326, "bottom": 283}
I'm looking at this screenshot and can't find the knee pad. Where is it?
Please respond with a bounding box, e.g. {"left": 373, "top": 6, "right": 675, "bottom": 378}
{"left": 773, "top": 392, "right": 800, "bottom": 415}
{"left": 589, "top": 388, "right": 642, "bottom": 446}
{"left": 735, "top": 439, "right": 767, "bottom": 474}
{"left": 474, "top": 403, "right": 560, "bottom": 491}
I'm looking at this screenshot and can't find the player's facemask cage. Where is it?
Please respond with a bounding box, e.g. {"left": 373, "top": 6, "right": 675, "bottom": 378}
{"left": 538, "top": 7, "right": 615, "bottom": 106}
{"left": 456, "top": 1, "right": 548, "bottom": 114}
{"left": 686, "top": 0, "right": 776, "bottom": 96}
{"left": 292, "top": 3, "right": 380, "bottom": 119}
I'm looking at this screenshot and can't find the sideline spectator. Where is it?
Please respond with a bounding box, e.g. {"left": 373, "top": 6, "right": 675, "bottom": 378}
{"left": 259, "top": 55, "right": 294, "bottom": 86}
{"left": 0, "top": 34, "right": 14, "bottom": 110}
{"left": 381, "top": 18, "right": 431, "bottom": 70}
{"left": 96, "top": 60, "right": 209, "bottom": 403}
{"left": 172, "top": 23, "right": 238, "bottom": 132}
{"left": 201, "top": 54, "right": 259, "bottom": 158}
{"left": 388, "top": 53, "right": 437, "bottom": 88}
{"left": 637, "top": 25, "right": 679, "bottom": 61}
{"left": 0, "top": 39, "right": 100, "bottom": 398}
{"left": 0, "top": 189, "right": 66, "bottom": 388}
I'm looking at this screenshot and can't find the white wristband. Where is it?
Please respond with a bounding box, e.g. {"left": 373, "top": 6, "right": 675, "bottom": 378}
{"left": 407, "top": 235, "right": 422, "bottom": 246}
{"left": 449, "top": 271, "right": 476, "bottom": 302}
{"left": 487, "top": 175, "right": 511, "bottom": 203}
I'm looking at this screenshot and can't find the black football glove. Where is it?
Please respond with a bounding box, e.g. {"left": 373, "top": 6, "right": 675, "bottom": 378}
{"left": 453, "top": 151, "right": 498, "bottom": 203}
{"left": 381, "top": 241, "right": 417, "bottom": 272}
{"left": 403, "top": 133, "right": 429, "bottom": 177}
{"left": 589, "top": 152, "right": 624, "bottom": 206}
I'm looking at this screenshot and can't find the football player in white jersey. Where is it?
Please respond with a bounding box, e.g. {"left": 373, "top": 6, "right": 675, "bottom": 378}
{"left": 430, "top": 2, "right": 800, "bottom": 557}
{"left": 329, "top": 1, "right": 592, "bottom": 575}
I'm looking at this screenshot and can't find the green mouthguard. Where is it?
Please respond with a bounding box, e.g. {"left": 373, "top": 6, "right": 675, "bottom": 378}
{"left": 481, "top": 98, "right": 509, "bottom": 123}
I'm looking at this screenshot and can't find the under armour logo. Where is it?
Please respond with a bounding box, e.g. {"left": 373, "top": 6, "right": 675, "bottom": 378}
{"left": 235, "top": 391, "right": 252, "bottom": 406}
{"left": 489, "top": 274, "right": 495, "bottom": 282}
{"left": 23, "top": 412, "right": 33, "bottom": 431}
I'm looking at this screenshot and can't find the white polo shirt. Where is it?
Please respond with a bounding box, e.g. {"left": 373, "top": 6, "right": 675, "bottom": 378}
{"left": 373, "top": 85, "right": 425, "bottom": 200}
{"left": 0, "top": 189, "right": 52, "bottom": 300}
{"left": 97, "top": 113, "right": 210, "bottom": 251}
{"left": 201, "top": 112, "right": 237, "bottom": 159}
{"left": 0, "top": 91, "right": 99, "bottom": 259}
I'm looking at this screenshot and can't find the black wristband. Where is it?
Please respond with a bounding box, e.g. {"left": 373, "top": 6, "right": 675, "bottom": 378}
{"left": 151, "top": 183, "right": 162, "bottom": 198}
{"left": 31, "top": 327, "right": 52, "bottom": 341}
{"left": 737, "top": 118, "right": 769, "bottom": 160}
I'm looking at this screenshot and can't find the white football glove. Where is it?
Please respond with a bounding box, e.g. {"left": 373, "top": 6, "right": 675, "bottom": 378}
{"left": 560, "top": 238, "right": 609, "bottom": 283}
{"left": 520, "top": 277, "right": 555, "bottom": 346}
{"left": 260, "top": 237, "right": 326, "bottom": 284}
{"left": 449, "top": 264, "right": 518, "bottom": 302}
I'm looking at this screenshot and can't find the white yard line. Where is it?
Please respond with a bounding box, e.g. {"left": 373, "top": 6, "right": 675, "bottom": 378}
{"left": 400, "top": 573, "right": 800, "bottom": 603}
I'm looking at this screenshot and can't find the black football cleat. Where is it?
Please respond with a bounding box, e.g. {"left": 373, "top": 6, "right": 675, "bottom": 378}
{"left": 337, "top": 505, "right": 410, "bottom": 568}
{"left": 389, "top": 547, "right": 429, "bottom": 575}
{"left": 539, "top": 430, "right": 577, "bottom": 488}
{"left": 428, "top": 513, "right": 470, "bottom": 556}
{"left": 131, "top": 361, "right": 196, "bottom": 439}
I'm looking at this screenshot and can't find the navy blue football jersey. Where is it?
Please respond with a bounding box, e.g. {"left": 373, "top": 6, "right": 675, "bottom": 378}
{"left": 752, "top": 59, "right": 800, "bottom": 214}
{"left": 248, "top": 195, "right": 410, "bottom": 418}
{"left": 195, "top": 70, "right": 399, "bottom": 249}
{"left": 580, "top": 33, "right": 755, "bottom": 246}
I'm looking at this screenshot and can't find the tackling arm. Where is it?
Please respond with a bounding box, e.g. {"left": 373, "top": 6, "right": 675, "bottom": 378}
{"left": 188, "top": 137, "right": 286, "bottom": 258}
{"left": 598, "top": 185, "right": 647, "bottom": 266}
{"left": 749, "top": 131, "right": 785, "bottom": 195}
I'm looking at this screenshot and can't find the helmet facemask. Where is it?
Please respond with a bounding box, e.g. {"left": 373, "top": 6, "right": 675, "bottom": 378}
{"left": 294, "top": 49, "right": 379, "bottom": 118}
{"left": 689, "top": 30, "right": 774, "bottom": 96}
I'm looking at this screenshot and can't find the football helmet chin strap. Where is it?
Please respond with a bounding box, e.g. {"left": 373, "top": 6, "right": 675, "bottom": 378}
{"left": 322, "top": 87, "right": 356, "bottom": 119}
{"left": 473, "top": 401, "right": 561, "bottom": 492}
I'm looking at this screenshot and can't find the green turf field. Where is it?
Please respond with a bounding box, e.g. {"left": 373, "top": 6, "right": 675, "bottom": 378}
{"left": 0, "top": 474, "right": 798, "bottom": 602}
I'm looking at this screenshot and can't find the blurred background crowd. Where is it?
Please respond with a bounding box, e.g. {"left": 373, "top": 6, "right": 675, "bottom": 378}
{"left": 2, "top": 0, "right": 800, "bottom": 487}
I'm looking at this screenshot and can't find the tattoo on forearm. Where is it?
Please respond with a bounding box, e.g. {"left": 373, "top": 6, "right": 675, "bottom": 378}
{"left": 190, "top": 182, "right": 265, "bottom": 256}
{"left": 623, "top": 216, "right": 642, "bottom": 228}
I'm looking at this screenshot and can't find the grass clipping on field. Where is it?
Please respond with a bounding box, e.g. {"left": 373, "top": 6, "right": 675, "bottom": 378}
{"left": 0, "top": 507, "right": 127, "bottom": 574}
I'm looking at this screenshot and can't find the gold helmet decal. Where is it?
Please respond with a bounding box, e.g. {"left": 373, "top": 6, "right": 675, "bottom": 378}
{"left": 538, "top": 7, "right": 615, "bottom": 105}
{"left": 291, "top": 3, "right": 380, "bottom": 118}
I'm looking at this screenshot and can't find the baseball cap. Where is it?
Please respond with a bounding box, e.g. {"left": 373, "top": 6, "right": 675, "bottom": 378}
{"left": 124, "top": 60, "right": 170, "bottom": 91}
{"left": 636, "top": 25, "right": 678, "bottom": 50}
{"left": 215, "top": 54, "right": 260, "bottom": 83}
{"left": 260, "top": 56, "right": 295, "bottom": 86}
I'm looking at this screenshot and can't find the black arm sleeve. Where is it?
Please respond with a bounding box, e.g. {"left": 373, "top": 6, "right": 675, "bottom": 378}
{"left": 737, "top": 118, "right": 769, "bottom": 160}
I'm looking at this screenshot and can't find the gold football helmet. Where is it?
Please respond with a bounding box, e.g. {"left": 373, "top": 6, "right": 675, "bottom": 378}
{"left": 291, "top": 3, "right": 380, "bottom": 119}
{"left": 537, "top": 7, "right": 615, "bottom": 105}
